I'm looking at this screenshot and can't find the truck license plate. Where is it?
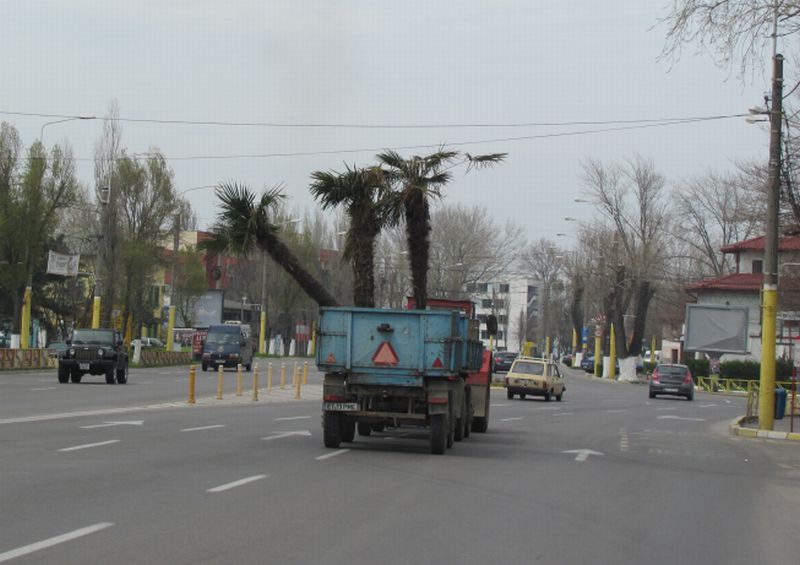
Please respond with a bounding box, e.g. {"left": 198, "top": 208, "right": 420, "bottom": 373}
{"left": 79, "top": 363, "right": 89, "bottom": 370}
{"left": 324, "top": 402, "right": 358, "bottom": 412}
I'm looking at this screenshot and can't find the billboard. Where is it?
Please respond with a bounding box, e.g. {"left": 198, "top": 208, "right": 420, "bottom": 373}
{"left": 193, "top": 290, "right": 224, "bottom": 327}
{"left": 46, "top": 251, "right": 80, "bottom": 276}
{"left": 684, "top": 304, "right": 749, "bottom": 354}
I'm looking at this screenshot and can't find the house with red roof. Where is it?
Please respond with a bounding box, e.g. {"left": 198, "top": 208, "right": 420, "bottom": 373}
{"left": 684, "top": 233, "right": 800, "bottom": 360}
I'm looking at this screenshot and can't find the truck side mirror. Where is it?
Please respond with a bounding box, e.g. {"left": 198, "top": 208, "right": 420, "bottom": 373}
{"left": 486, "top": 315, "right": 498, "bottom": 336}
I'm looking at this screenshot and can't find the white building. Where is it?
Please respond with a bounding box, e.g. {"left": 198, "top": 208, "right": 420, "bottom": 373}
{"left": 467, "top": 278, "right": 538, "bottom": 353}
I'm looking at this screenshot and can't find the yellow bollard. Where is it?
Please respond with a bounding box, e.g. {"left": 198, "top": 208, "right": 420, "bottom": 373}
{"left": 295, "top": 367, "right": 301, "bottom": 400}
{"left": 280, "top": 363, "right": 286, "bottom": 389}
{"left": 267, "top": 362, "right": 273, "bottom": 391}
{"left": 293, "top": 361, "right": 298, "bottom": 387}
{"left": 236, "top": 364, "right": 243, "bottom": 396}
{"left": 303, "top": 361, "right": 308, "bottom": 385}
{"left": 252, "top": 363, "right": 259, "bottom": 401}
{"left": 217, "top": 365, "right": 224, "bottom": 400}
{"left": 188, "top": 365, "right": 196, "bottom": 404}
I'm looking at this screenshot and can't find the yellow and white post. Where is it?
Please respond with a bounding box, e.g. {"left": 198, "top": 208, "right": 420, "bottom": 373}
{"left": 609, "top": 323, "right": 617, "bottom": 380}
{"left": 20, "top": 286, "right": 31, "bottom": 350}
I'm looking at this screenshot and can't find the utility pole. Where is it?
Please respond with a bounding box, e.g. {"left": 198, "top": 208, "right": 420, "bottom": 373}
{"left": 166, "top": 213, "right": 179, "bottom": 352}
{"left": 260, "top": 252, "right": 268, "bottom": 354}
{"left": 759, "top": 52, "right": 784, "bottom": 431}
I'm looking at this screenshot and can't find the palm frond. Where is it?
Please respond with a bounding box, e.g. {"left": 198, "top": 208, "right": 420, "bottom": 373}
{"left": 464, "top": 152, "right": 508, "bottom": 172}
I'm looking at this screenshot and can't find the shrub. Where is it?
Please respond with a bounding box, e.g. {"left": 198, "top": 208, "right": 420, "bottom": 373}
{"left": 683, "top": 357, "right": 710, "bottom": 378}
{"left": 718, "top": 358, "right": 793, "bottom": 380}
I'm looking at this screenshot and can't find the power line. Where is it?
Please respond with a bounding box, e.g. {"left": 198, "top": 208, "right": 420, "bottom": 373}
{"left": 25, "top": 114, "right": 747, "bottom": 163}
{"left": 0, "top": 109, "right": 749, "bottom": 130}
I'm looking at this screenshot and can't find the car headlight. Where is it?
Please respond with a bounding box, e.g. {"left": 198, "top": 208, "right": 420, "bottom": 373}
{"left": 97, "top": 348, "right": 104, "bottom": 357}
{"left": 69, "top": 348, "right": 75, "bottom": 356}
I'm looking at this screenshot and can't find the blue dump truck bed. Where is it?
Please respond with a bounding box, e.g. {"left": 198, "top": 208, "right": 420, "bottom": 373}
{"left": 316, "top": 306, "right": 483, "bottom": 379}
{"left": 317, "top": 306, "right": 485, "bottom": 454}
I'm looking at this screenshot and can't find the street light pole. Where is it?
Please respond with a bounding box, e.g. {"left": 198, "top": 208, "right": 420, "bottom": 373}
{"left": 759, "top": 52, "right": 784, "bottom": 431}
{"left": 18, "top": 116, "right": 95, "bottom": 349}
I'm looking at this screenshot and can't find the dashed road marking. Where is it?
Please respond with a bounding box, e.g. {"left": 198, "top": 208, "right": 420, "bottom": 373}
{"left": 316, "top": 449, "right": 349, "bottom": 461}
{"left": 605, "top": 409, "right": 628, "bottom": 413}
{"left": 59, "top": 440, "right": 120, "bottom": 452}
{"left": 181, "top": 424, "right": 226, "bottom": 432}
{"left": 499, "top": 417, "right": 523, "bottom": 422}
{"left": 29, "top": 387, "right": 57, "bottom": 391}
{"left": 207, "top": 475, "right": 267, "bottom": 493}
{"left": 0, "top": 522, "right": 114, "bottom": 563}
{"left": 619, "top": 428, "right": 630, "bottom": 452}
{"left": 552, "top": 412, "right": 575, "bottom": 416}
{"left": 274, "top": 416, "right": 311, "bottom": 421}
{"left": 699, "top": 403, "right": 719, "bottom": 408}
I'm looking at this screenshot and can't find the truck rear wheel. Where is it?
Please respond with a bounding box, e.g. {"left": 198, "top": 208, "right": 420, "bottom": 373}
{"left": 70, "top": 372, "right": 82, "bottom": 384}
{"left": 471, "top": 417, "right": 488, "bottom": 433}
{"left": 430, "top": 414, "right": 447, "bottom": 455}
{"left": 323, "top": 412, "right": 342, "bottom": 448}
{"left": 105, "top": 369, "right": 116, "bottom": 385}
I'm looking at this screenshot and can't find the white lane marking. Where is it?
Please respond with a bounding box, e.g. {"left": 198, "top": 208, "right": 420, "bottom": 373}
{"left": 0, "top": 522, "right": 114, "bottom": 563}
{"left": 499, "top": 417, "right": 523, "bottom": 422}
{"left": 0, "top": 403, "right": 187, "bottom": 425}
{"left": 656, "top": 407, "right": 677, "bottom": 411}
{"left": 604, "top": 409, "right": 628, "bottom": 413}
{"left": 30, "top": 387, "right": 57, "bottom": 391}
{"left": 657, "top": 415, "right": 706, "bottom": 422}
{"left": 207, "top": 475, "right": 267, "bottom": 493}
{"left": 274, "top": 416, "right": 311, "bottom": 421}
{"left": 699, "top": 403, "right": 719, "bottom": 408}
{"left": 316, "top": 449, "right": 350, "bottom": 461}
{"left": 562, "top": 449, "right": 604, "bottom": 462}
{"left": 181, "top": 425, "right": 226, "bottom": 432}
{"left": 492, "top": 403, "right": 511, "bottom": 407}
{"left": 59, "top": 440, "right": 120, "bottom": 452}
{"left": 552, "top": 412, "right": 575, "bottom": 416}
{"left": 261, "top": 430, "right": 312, "bottom": 441}
{"left": 80, "top": 420, "right": 143, "bottom": 429}
{"left": 619, "top": 428, "right": 630, "bottom": 452}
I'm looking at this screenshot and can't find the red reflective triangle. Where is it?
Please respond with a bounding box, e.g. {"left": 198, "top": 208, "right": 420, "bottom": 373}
{"left": 372, "top": 341, "right": 399, "bottom": 366}
{"left": 432, "top": 356, "right": 443, "bottom": 368}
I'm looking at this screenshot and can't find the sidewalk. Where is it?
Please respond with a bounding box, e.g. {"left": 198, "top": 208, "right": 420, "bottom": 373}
{"left": 730, "top": 409, "right": 800, "bottom": 441}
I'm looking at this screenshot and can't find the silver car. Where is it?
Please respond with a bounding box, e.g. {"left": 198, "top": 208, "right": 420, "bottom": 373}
{"left": 649, "top": 363, "right": 694, "bottom": 401}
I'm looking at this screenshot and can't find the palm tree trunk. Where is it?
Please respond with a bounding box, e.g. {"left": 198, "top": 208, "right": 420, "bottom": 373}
{"left": 256, "top": 233, "right": 340, "bottom": 308}
{"left": 405, "top": 191, "right": 430, "bottom": 309}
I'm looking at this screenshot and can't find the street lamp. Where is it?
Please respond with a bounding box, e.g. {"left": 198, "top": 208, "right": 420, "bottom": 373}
{"left": 39, "top": 115, "right": 96, "bottom": 143}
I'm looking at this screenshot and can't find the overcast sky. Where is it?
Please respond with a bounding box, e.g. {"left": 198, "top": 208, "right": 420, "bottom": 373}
{"left": 2, "top": 0, "right": 772, "bottom": 245}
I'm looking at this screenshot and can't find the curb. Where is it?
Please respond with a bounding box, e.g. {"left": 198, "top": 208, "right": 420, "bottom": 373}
{"left": 729, "top": 416, "right": 800, "bottom": 441}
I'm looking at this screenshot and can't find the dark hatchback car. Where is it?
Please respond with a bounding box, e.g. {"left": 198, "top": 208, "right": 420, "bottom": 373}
{"left": 649, "top": 363, "right": 694, "bottom": 400}
{"left": 492, "top": 351, "right": 517, "bottom": 372}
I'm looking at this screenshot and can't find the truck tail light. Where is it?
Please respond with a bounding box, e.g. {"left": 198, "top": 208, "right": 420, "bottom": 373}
{"left": 683, "top": 370, "right": 693, "bottom": 385}
{"left": 324, "top": 394, "right": 345, "bottom": 402}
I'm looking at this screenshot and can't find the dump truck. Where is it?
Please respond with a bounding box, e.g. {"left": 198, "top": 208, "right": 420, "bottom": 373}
{"left": 316, "top": 303, "right": 493, "bottom": 454}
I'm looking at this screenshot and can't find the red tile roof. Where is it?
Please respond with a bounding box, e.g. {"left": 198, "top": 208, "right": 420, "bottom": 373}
{"left": 720, "top": 235, "right": 800, "bottom": 253}
{"left": 684, "top": 273, "right": 763, "bottom": 293}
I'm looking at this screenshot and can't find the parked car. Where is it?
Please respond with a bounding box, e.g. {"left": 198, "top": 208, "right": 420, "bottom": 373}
{"left": 561, "top": 352, "right": 573, "bottom": 366}
{"left": 649, "top": 363, "right": 694, "bottom": 401}
{"left": 492, "top": 351, "right": 517, "bottom": 372}
{"left": 580, "top": 355, "right": 595, "bottom": 372}
{"left": 140, "top": 337, "right": 165, "bottom": 348}
{"left": 47, "top": 341, "right": 69, "bottom": 358}
{"left": 504, "top": 356, "right": 565, "bottom": 401}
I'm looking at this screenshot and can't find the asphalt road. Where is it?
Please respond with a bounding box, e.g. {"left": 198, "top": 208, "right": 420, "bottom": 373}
{"left": 0, "top": 363, "right": 798, "bottom": 564}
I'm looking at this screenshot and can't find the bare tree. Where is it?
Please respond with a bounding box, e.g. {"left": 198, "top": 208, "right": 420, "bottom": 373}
{"left": 429, "top": 203, "right": 525, "bottom": 299}
{"left": 581, "top": 156, "right": 669, "bottom": 372}
{"left": 673, "top": 170, "right": 763, "bottom": 277}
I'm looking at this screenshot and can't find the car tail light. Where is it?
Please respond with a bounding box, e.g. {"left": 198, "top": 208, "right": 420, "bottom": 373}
{"left": 683, "top": 370, "right": 693, "bottom": 385}
{"left": 651, "top": 369, "right": 660, "bottom": 383}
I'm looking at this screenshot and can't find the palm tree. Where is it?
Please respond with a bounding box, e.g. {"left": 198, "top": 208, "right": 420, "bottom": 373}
{"left": 205, "top": 182, "right": 339, "bottom": 307}
{"left": 310, "top": 165, "right": 387, "bottom": 307}
{"left": 377, "top": 149, "right": 506, "bottom": 309}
